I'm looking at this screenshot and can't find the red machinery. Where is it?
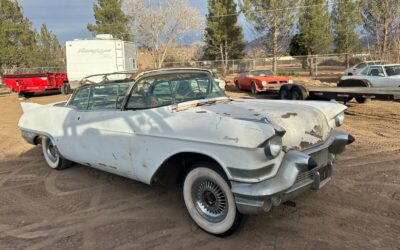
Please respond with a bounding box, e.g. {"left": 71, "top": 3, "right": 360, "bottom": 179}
{"left": 2, "top": 72, "right": 69, "bottom": 97}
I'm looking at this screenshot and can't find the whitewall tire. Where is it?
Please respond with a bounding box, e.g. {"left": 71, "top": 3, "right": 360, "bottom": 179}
{"left": 42, "top": 137, "right": 71, "bottom": 170}
{"left": 183, "top": 164, "right": 242, "bottom": 236}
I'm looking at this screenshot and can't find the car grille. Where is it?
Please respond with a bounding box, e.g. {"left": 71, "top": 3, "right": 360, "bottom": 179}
{"left": 295, "top": 165, "right": 322, "bottom": 184}
{"left": 295, "top": 149, "right": 330, "bottom": 184}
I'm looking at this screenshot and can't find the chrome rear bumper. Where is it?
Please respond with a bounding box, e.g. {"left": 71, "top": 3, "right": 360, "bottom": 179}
{"left": 231, "top": 130, "right": 354, "bottom": 215}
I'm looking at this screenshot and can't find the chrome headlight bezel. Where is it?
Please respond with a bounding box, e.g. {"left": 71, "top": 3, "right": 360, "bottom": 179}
{"left": 264, "top": 135, "right": 283, "bottom": 159}
{"left": 335, "top": 112, "right": 345, "bottom": 127}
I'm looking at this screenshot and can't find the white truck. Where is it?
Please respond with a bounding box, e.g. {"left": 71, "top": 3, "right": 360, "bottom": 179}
{"left": 66, "top": 34, "right": 138, "bottom": 90}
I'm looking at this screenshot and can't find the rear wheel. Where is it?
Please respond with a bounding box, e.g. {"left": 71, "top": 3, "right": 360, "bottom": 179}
{"left": 235, "top": 81, "right": 240, "bottom": 90}
{"left": 183, "top": 163, "right": 242, "bottom": 236}
{"left": 61, "top": 82, "right": 71, "bottom": 95}
{"left": 291, "top": 86, "right": 308, "bottom": 100}
{"left": 251, "top": 82, "right": 258, "bottom": 95}
{"left": 279, "top": 86, "right": 291, "bottom": 100}
{"left": 355, "top": 97, "right": 370, "bottom": 104}
{"left": 22, "top": 92, "right": 34, "bottom": 98}
{"left": 42, "top": 137, "right": 72, "bottom": 170}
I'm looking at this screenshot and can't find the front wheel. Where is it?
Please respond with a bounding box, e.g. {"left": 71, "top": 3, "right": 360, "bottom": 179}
{"left": 42, "top": 137, "right": 72, "bottom": 170}
{"left": 251, "top": 83, "right": 258, "bottom": 95}
{"left": 183, "top": 164, "right": 242, "bottom": 236}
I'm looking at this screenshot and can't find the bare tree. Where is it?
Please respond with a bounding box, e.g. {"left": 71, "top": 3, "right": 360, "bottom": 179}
{"left": 124, "top": 0, "right": 202, "bottom": 68}
{"left": 361, "top": 0, "right": 400, "bottom": 57}
{"left": 241, "top": 0, "right": 301, "bottom": 73}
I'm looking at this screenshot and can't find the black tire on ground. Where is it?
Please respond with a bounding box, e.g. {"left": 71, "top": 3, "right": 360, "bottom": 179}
{"left": 355, "top": 97, "right": 370, "bottom": 104}
{"left": 343, "top": 97, "right": 354, "bottom": 103}
{"left": 42, "top": 137, "right": 72, "bottom": 170}
{"left": 235, "top": 81, "right": 240, "bottom": 90}
{"left": 251, "top": 82, "right": 258, "bottom": 95}
{"left": 290, "top": 86, "right": 308, "bottom": 100}
{"left": 22, "top": 92, "right": 34, "bottom": 98}
{"left": 279, "top": 85, "right": 291, "bottom": 100}
{"left": 61, "top": 82, "right": 71, "bottom": 95}
{"left": 183, "top": 162, "right": 242, "bottom": 236}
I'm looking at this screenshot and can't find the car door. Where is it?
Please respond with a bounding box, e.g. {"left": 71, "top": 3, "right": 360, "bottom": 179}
{"left": 241, "top": 72, "right": 251, "bottom": 90}
{"left": 364, "top": 66, "right": 389, "bottom": 87}
{"left": 66, "top": 83, "right": 137, "bottom": 178}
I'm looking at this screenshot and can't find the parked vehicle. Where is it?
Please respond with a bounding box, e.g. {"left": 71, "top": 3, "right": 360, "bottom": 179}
{"left": 341, "top": 64, "right": 400, "bottom": 87}
{"left": 66, "top": 34, "right": 138, "bottom": 90}
{"left": 233, "top": 70, "right": 293, "bottom": 94}
{"left": 345, "top": 60, "right": 385, "bottom": 76}
{"left": 19, "top": 68, "right": 354, "bottom": 235}
{"left": 2, "top": 72, "right": 69, "bottom": 97}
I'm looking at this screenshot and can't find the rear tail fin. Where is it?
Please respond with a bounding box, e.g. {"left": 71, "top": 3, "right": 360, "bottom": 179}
{"left": 20, "top": 102, "right": 43, "bottom": 113}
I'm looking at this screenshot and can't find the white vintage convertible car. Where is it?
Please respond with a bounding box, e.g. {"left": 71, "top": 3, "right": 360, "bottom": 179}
{"left": 19, "top": 68, "right": 354, "bottom": 235}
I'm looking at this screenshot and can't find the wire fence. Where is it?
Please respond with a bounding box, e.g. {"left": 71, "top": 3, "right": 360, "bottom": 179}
{"left": 2, "top": 51, "right": 400, "bottom": 81}
{"left": 160, "top": 51, "right": 400, "bottom": 77}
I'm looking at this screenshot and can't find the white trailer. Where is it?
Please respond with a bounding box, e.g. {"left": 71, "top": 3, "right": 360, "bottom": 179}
{"left": 66, "top": 34, "right": 138, "bottom": 89}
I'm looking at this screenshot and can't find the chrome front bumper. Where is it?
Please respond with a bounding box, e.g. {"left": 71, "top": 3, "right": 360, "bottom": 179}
{"left": 231, "top": 130, "right": 354, "bottom": 215}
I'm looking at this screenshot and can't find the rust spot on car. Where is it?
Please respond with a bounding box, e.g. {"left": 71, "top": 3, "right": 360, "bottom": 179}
{"left": 196, "top": 111, "right": 207, "bottom": 114}
{"left": 223, "top": 112, "right": 231, "bottom": 116}
{"left": 281, "top": 112, "right": 298, "bottom": 118}
{"left": 300, "top": 141, "right": 313, "bottom": 149}
{"left": 98, "top": 163, "right": 117, "bottom": 170}
{"left": 254, "top": 113, "right": 261, "bottom": 116}
{"left": 224, "top": 136, "right": 239, "bottom": 143}
{"left": 305, "top": 130, "right": 323, "bottom": 139}
{"left": 291, "top": 146, "right": 300, "bottom": 151}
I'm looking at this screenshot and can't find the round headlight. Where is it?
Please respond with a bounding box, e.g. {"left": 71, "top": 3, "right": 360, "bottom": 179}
{"left": 335, "top": 112, "right": 345, "bottom": 127}
{"left": 262, "top": 81, "right": 267, "bottom": 87}
{"left": 264, "top": 135, "right": 282, "bottom": 159}
{"left": 288, "top": 79, "right": 293, "bottom": 84}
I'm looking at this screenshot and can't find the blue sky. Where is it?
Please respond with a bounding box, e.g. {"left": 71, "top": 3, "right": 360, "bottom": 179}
{"left": 18, "top": 0, "right": 255, "bottom": 44}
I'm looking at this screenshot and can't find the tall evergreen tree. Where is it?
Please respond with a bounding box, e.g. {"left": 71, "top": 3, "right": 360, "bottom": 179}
{"left": 87, "top": 0, "right": 131, "bottom": 41}
{"left": 36, "top": 24, "right": 64, "bottom": 68}
{"left": 298, "top": 0, "right": 333, "bottom": 75}
{"left": 0, "top": 0, "right": 37, "bottom": 70}
{"left": 242, "top": 0, "right": 300, "bottom": 73}
{"left": 332, "top": 0, "right": 362, "bottom": 67}
{"left": 203, "top": 0, "right": 245, "bottom": 76}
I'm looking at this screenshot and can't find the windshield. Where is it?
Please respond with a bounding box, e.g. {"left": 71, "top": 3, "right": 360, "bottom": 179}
{"left": 126, "top": 72, "right": 225, "bottom": 110}
{"left": 249, "top": 70, "right": 274, "bottom": 76}
{"left": 384, "top": 65, "right": 400, "bottom": 76}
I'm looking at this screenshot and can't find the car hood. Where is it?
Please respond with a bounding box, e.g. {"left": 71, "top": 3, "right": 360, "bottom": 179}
{"left": 172, "top": 98, "right": 346, "bottom": 150}
{"left": 251, "top": 76, "right": 291, "bottom": 81}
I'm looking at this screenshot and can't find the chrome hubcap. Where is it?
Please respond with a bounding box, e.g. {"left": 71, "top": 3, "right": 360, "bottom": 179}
{"left": 192, "top": 179, "right": 228, "bottom": 222}
{"left": 46, "top": 139, "right": 58, "bottom": 163}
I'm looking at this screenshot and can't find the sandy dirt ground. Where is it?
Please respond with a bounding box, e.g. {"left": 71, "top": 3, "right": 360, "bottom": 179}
{"left": 0, "top": 88, "right": 399, "bottom": 250}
